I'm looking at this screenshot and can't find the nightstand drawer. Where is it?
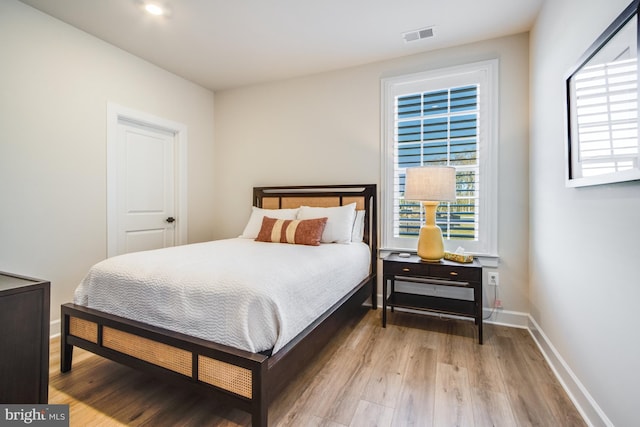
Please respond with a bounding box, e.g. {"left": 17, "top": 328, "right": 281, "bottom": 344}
{"left": 383, "top": 260, "right": 430, "bottom": 277}
{"left": 428, "top": 264, "right": 481, "bottom": 282}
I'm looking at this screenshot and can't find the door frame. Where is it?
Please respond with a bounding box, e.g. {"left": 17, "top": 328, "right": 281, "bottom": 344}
{"left": 106, "top": 102, "right": 188, "bottom": 257}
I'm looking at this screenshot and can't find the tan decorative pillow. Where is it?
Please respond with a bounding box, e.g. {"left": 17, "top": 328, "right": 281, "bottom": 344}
{"left": 255, "top": 216, "right": 328, "bottom": 246}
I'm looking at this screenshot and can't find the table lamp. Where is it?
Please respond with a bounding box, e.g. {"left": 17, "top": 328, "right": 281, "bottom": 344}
{"left": 404, "top": 166, "right": 457, "bottom": 262}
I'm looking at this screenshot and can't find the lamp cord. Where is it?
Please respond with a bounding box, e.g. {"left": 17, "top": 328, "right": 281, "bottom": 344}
{"left": 483, "top": 283, "right": 498, "bottom": 320}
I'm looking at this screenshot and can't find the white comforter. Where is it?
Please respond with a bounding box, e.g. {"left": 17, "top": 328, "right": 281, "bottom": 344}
{"left": 74, "top": 238, "right": 371, "bottom": 354}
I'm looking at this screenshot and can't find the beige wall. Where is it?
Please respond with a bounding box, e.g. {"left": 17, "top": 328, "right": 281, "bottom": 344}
{"left": 214, "top": 33, "right": 531, "bottom": 316}
{"left": 530, "top": 0, "right": 640, "bottom": 425}
{"left": 0, "top": 0, "right": 216, "bottom": 328}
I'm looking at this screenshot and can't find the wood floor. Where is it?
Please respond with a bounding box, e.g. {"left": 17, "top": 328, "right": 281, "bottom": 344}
{"left": 49, "top": 308, "right": 586, "bottom": 426}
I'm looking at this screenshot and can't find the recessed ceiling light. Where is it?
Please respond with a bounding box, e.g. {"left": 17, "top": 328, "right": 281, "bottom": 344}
{"left": 144, "top": 3, "right": 165, "bottom": 16}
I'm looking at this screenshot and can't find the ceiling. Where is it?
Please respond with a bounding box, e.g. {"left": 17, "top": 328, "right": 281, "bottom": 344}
{"left": 19, "top": 0, "right": 543, "bottom": 91}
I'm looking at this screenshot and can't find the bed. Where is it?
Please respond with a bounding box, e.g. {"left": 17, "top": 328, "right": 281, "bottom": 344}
{"left": 60, "top": 184, "right": 377, "bottom": 427}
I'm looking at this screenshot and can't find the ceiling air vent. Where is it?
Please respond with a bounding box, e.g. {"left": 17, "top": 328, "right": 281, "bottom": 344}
{"left": 402, "top": 27, "right": 434, "bottom": 43}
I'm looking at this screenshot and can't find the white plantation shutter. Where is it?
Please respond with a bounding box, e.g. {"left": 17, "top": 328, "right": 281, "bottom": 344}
{"left": 395, "top": 86, "right": 479, "bottom": 240}
{"left": 572, "top": 58, "right": 639, "bottom": 177}
{"left": 382, "top": 60, "right": 498, "bottom": 256}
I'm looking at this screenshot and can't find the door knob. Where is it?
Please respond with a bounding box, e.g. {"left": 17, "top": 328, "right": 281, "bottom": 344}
{"left": 166, "top": 217, "right": 176, "bottom": 223}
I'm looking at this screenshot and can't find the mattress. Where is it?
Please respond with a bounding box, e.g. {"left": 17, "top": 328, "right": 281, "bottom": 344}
{"left": 74, "top": 238, "right": 371, "bottom": 354}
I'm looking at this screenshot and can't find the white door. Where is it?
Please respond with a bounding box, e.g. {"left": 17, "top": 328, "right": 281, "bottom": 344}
{"left": 107, "top": 103, "right": 188, "bottom": 258}
{"left": 115, "top": 119, "right": 177, "bottom": 254}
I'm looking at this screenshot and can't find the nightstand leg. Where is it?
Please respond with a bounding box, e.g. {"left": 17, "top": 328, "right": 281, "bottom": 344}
{"left": 382, "top": 276, "right": 387, "bottom": 327}
{"left": 390, "top": 278, "right": 395, "bottom": 313}
{"left": 476, "top": 283, "right": 483, "bottom": 344}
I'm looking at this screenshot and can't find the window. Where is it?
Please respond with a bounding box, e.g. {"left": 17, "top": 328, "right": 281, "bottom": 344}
{"left": 381, "top": 60, "right": 498, "bottom": 256}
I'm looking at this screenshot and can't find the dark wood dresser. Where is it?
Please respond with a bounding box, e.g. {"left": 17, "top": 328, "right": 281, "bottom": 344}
{"left": 0, "top": 272, "right": 50, "bottom": 403}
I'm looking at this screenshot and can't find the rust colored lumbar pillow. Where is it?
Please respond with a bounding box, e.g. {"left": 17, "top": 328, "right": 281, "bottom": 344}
{"left": 255, "top": 216, "right": 328, "bottom": 246}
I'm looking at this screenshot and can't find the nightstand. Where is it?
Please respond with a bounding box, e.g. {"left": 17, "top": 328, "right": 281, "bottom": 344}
{"left": 382, "top": 253, "right": 483, "bottom": 344}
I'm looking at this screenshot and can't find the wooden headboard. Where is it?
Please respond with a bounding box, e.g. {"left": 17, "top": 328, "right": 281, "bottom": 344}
{"left": 253, "top": 184, "right": 377, "bottom": 273}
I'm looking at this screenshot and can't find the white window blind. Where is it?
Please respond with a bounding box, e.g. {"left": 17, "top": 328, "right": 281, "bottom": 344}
{"left": 381, "top": 60, "right": 498, "bottom": 256}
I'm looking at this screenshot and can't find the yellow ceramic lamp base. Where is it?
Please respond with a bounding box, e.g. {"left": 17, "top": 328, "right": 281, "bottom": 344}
{"left": 416, "top": 201, "right": 445, "bottom": 262}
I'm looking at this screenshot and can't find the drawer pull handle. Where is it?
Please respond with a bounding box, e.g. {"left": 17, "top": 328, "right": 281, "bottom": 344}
{"left": 402, "top": 268, "right": 411, "bottom": 272}
{"left": 449, "top": 272, "right": 458, "bottom": 276}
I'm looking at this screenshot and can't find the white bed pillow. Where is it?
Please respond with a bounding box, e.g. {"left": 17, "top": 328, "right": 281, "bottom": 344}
{"left": 239, "top": 207, "right": 299, "bottom": 239}
{"left": 351, "top": 210, "right": 365, "bottom": 243}
{"left": 298, "top": 203, "right": 356, "bottom": 244}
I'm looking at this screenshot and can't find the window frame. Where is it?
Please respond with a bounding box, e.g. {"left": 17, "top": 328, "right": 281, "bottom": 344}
{"left": 381, "top": 59, "right": 499, "bottom": 257}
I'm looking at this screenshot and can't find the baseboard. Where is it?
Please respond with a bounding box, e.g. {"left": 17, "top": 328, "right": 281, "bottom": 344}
{"left": 483, "top": 307, "right": 529, "bottom": 328}
{"left": 47, "top": 304, "right": 527, "bottom": 338}
{"left": 528, "top": 315, "right": 613, "bottom": 427}
{"left": 50, "top": 318, "right": 60, "bottom": 339}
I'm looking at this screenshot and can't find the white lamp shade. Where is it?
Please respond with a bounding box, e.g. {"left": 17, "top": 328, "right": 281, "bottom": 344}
{"left": 404, "top": 166, "right": 456, "bottom": 202}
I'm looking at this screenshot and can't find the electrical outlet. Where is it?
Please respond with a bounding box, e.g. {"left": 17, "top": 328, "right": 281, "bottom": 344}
{"left": 488, "top": 272, "right": 499, "bottom": 286}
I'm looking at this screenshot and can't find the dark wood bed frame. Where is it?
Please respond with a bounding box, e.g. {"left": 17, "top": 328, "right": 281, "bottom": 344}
{"left": 60, "top": 184, "right": 377, "bottom": 426}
